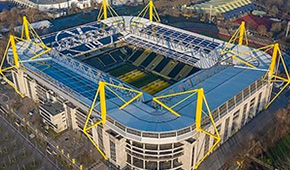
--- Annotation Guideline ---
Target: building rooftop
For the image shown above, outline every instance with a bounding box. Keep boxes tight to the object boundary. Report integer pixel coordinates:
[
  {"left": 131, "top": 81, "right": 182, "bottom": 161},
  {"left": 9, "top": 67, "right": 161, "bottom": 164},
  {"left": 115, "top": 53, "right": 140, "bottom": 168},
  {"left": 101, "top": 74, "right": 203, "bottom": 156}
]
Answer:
[
  {"left": 29, "top": 0, "right": 69, "bottom": 5},
  {"left": 9, "top": 17, "right": 271, "bottom": 133},
  {"left": 106, "top": 66, "right": 265, "bottom": 132},
  {"left": 24, "top": 54, "right": 265, "bottom": 131},
  {"left": 41, "top": 102, "right": 64, "bottom": 116}
]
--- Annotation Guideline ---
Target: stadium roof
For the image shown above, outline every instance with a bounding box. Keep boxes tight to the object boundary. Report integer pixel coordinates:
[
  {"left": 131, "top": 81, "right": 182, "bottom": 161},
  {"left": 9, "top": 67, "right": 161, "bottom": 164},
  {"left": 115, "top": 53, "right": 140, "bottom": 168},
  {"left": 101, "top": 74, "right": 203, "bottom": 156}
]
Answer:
[
  {"left": 107, "top": 66, "right": 265, "bottom": 132},
  {"left": 9, "top": 17, "right": 271, "bottom": 132},
  {"left": 16, "top": 44, "right": 266, "bottom": 132}
]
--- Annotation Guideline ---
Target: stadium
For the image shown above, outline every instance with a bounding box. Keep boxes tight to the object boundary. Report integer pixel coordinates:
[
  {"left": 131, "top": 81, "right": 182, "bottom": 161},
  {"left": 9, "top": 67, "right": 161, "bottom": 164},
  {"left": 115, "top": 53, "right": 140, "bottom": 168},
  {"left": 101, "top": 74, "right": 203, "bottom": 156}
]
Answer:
[{"left": 0, "top": 0, "right": 289, "bottom": 170}]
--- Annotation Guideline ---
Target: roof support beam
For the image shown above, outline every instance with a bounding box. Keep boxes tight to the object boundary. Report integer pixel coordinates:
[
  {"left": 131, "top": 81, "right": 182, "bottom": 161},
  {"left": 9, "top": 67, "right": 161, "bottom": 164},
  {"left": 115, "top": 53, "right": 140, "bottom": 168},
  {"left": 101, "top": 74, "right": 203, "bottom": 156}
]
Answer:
[{"left": 83, "top": 81, "right": 143, "bottom": 160}]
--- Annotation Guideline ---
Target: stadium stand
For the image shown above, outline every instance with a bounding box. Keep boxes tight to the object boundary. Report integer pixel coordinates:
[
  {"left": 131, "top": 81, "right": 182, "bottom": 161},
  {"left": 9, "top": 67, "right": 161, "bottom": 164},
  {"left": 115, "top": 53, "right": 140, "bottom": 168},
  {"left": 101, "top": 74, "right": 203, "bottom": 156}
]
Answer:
[
  {"left": 82, "top": 48, "right": 127, "bottom": 71},
  {"left": 222, "top": 3, "right": 256, "bottom": 20},
  {"left": 128, "top": 48, "right": 146, "bottom": 63},
  {"left": 139, "top": 52, "right": 157, "bottom": 68}
]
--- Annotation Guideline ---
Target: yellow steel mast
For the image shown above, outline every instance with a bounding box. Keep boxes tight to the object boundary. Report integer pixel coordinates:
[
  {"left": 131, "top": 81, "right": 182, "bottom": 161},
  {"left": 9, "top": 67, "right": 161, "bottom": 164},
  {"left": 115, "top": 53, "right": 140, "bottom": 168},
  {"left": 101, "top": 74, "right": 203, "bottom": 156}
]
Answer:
[
  {"left": 131, "top": 0, "right": 160, "bottom": 25},
  {"left": 22, "top": 16, "right": 30, "bottom": 40},
  {"left": 264, "top": 43, "right": 290, "bottom": 108},
  {"left": 0, "top": 16, "right": 51, "bottom": 98},
  {"left": 222, "top": 22, "right": 290, "bottom": 108},
  {"left": 97, "top": 0, "right": 123, "bottom": 23},
  {"left": 221, "top": 21, "right": 248, "bottom": 55},
  {"left": 153, "top": 88, "right": 220, "bottom": 169},
  {"left": 83, "top": 81, "right": 142, "bottom": 159}
]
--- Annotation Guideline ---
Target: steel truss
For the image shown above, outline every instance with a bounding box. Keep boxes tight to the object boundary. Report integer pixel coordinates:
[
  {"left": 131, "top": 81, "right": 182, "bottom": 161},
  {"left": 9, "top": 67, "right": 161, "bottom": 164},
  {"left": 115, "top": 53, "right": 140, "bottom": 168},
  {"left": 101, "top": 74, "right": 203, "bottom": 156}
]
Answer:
[
  {"left": 97, "top": 0, "right": 124, "bottom": 24},
  {"left": 222, "top": 22, "right": 290, "bottom": 109},
  {"left": 130, "top": 0, "right": 161, "bottom": 25},
  {"left": 153, "top": 88, "right": 220, "bottom": 169},
  {"left": 53, "top": 53, "right": 137, "bottom": 97},
  {"left": 83, "top": 81, "right": 143, "bottom": 159},
  {"left": 83, "top": 80, "right": 220, "bottom": 169},
  {"left": 0, "top": 16, "right": 51, "bottom": 98},
  {"left": 54, "top": 25, "right": 121, "bottom": 57},
  {"left": 128, "top": 23, "right": 220, "bottom": 68},
  {"left": 221, "top": 21, "right": 248, "bottom": 55}
]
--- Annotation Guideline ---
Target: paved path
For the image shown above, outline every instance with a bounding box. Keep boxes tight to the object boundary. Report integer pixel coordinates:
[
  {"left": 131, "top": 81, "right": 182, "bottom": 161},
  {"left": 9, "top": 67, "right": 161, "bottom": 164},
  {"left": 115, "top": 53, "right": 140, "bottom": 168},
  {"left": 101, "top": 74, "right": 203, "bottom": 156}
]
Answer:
[{"left": 0, "top": 108, "right": 63, "bottom": 170}]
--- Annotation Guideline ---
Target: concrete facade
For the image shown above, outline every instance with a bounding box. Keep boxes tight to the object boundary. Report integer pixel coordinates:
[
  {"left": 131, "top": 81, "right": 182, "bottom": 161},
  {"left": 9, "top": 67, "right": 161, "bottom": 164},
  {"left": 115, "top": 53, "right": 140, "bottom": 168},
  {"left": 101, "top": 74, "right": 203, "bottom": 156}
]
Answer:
[
  {"left": 5, "top": 0, "right": 91, "bottom": 10},
  {"left": 11, "top": 66, "right": 272, "bottom": 169}
]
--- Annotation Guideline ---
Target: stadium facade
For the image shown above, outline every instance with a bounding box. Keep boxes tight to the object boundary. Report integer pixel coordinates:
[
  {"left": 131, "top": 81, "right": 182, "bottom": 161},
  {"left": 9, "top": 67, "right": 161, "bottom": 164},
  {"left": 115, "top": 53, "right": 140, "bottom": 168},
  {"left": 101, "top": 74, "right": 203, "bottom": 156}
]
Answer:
[{"left": 1, "top": 2, "right": 286, "bottom": 170}]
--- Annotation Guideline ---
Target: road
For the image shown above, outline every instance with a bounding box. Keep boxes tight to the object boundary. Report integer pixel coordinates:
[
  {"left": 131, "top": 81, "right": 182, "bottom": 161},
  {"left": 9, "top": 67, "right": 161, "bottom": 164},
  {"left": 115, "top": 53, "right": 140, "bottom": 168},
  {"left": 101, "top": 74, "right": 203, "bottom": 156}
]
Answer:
[{"left": 0, "top": 106, "right": 63, "bottom": 170}]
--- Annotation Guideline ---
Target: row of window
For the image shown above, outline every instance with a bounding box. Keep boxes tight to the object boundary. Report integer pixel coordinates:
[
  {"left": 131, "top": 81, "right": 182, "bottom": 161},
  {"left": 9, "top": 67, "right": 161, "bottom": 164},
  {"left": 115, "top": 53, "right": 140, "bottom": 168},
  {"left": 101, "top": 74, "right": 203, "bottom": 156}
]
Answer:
[{"left": 195, "top": 90, "right": 264, "bottom": 169}]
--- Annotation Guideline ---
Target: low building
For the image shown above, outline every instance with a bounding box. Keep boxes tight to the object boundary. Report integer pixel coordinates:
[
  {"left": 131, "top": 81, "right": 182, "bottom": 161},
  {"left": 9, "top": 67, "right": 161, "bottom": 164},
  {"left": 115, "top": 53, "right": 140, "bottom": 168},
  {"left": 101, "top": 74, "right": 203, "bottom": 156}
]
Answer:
[
  {"left": 6, "top": 0, "right": 91, "bottom": 10},
  {"left": 40, "top": 101, "right": 67, "bottom": 133},
  {"left": 184, "top": 0, "right": 256, "bottom": 20}
]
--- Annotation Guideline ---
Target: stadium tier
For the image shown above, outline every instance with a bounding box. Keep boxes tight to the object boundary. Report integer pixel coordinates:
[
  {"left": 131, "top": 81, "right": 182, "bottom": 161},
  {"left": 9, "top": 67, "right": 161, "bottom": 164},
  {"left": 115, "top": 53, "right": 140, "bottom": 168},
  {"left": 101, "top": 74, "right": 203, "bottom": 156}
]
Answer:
[
  {"left": 185, "top": 0, "right": 256, "bottom": 20},
  {"left": 5, "top": 16, "right": 275, "bottom": 170}
]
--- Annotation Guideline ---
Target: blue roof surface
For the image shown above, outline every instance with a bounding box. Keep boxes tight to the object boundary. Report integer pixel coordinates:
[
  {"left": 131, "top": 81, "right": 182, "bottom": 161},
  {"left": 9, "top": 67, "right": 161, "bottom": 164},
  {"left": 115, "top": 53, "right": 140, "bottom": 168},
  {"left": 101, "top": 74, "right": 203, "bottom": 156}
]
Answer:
[
  {"left": 106, "top": 66, "right": 265, "bottom": 132},
  {"left": 23, "top": 56, "right": 265, "bottom": 132}
]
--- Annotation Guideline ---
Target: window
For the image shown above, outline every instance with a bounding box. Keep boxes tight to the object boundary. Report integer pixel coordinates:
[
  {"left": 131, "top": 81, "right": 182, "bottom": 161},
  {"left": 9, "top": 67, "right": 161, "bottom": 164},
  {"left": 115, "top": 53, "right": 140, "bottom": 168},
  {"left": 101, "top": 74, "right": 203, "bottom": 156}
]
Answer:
[
  {"left": 243, "top": 87, "right": 250, "bottom": 98},
  {"left": 219, "top": 103, "right": 227, "bottom": 116},
  {"left": 177, "top": 127, "right": 190, "bottom": 136},
  {"left": 97, "top": 126, "right": 104, "bottom": 150},
  {"left": 110, "top": 140, "right": 116, "bottom": 162},
  {"left": 127, "top": 154, "right": 131, "bottom": 164},
  {"left": 160, "top": 132, "right": 176, "bottom": 138},
  {"left": 236, "top": 92, "right": 243, "bottom": 104},
  {"left": 145, "top": 144, "right": 158, "bottom": 150},
  {"left": 228, "top": 97, "right": 235, "bottom": 111},
  {"left": 241, "top": 104, "right": 248, "bottom": 126},
  {"left": 233, "top": 110, "right": 240, "bottom": 121},
  {"left": 256, "top": 92, "right": 262, "bottom": 113},
  {"left": 223, "top": 117, "right": 230, "bottom": 141},
  {"left": 160, "top": 144, "right": 172, "bottom": 150},
  {"left": 203, "top": 135, "right": 210, "bottom": 155},
  {"left": 248, "top": 98, "right": 256, "bottom": 119},
  {"left": 231, "top": 110, "right": 240, "bottom": 132},
  {"left": 132, "top": 141, "right": 143, "bottom": 148},
  {"left": 212, "top": 109, "right": 219, "bottom": 121},
  {"left": 115, "top": 121, "right": 125, "bottom": 131},
  {"left": 250, "top": 82, "right": 256, "bottom": 93},
  {"left": 143, "top": 132, "right": 158, "bottom": 138},
  {"left": 127, "top": 128, "right": 141, "bottom": 136},
  {"left": 257, "top": 79, "right": 263, "bottom": 89},
  {"left": 191, "top": 146, "right": 195, "bottom": 167}
]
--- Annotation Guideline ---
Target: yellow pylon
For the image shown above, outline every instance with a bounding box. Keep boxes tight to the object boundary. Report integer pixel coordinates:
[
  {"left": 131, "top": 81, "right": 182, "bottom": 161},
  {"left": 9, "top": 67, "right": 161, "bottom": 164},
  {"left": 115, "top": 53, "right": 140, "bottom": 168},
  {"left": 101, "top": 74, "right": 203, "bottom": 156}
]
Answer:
[
  {"left": 153, "top": 88, "right": 220, "bottom": 169},
  {"left": 131, "top": 0, "right": 161, "bottom": 25},
  {"left": 97, "top": 0, "right": 123, "bottom": 23},
  {"left": 0, "top": 16, "right": 51, "bottom": 98},
  {"left": 83, "top": 81, "right": 143, "bottom": 160},
  {"left": 221, "top": 21, "right": 248, "bottom": 55},
  {"left": 264, "top": 43, "right": 290, "bottom": 109}
]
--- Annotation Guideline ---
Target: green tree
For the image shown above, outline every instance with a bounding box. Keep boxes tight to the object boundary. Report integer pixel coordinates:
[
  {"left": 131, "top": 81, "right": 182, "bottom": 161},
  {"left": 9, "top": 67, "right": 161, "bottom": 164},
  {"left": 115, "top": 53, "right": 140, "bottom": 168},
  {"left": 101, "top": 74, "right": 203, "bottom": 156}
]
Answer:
[
  {"left": 257, "top": 25, "right": 267, "bottom": 36},
  {"left": 269, "top": 5, "right": 279, "bottom": 17},
  {"left": 270, "top": 22, "right": 282, "bottom": 33}
]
